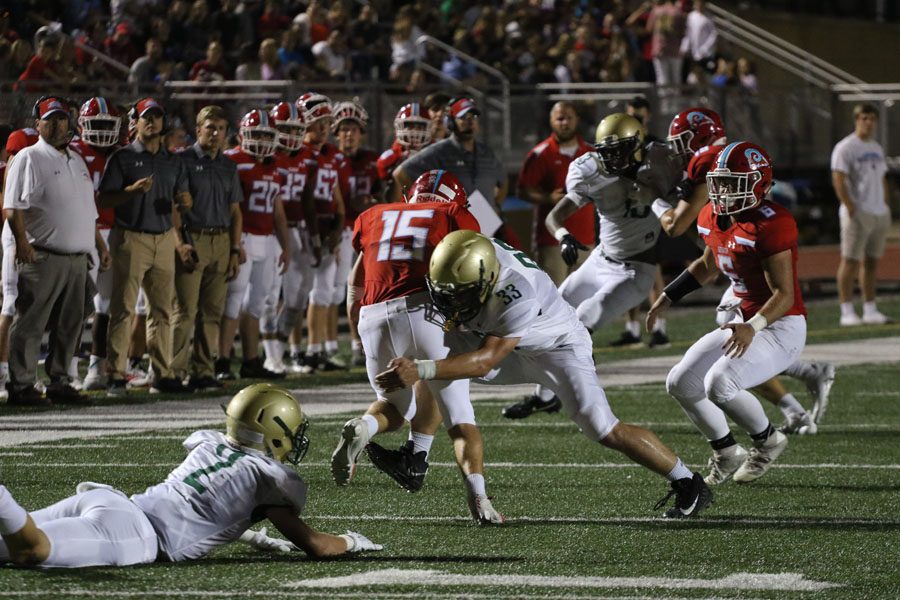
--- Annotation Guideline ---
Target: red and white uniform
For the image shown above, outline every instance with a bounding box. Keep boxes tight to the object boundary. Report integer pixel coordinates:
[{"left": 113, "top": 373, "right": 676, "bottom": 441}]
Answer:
[
  {"left": 376, "top": 141, "right": 409, "bottom": 182},
  {"left": 518, "top": 135, "right": 595, "bottom": 248},
  {"left": 666, "top": 201, "right": 807, "bottom": 442},
  {"left": 1, "top": 128, "right": 39, "bottom": 317},
  {"left": 687, "top": 143, "right": 724, "bottom": 186},
  {"left": 353, "top": 201, "right": 479, "bottom": 425},
  {"left": 224, "top": 147, "right": 284, "bottom": 320}
]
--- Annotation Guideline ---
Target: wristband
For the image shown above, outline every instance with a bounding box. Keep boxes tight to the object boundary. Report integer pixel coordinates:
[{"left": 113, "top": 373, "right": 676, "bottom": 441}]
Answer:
[
  {"left": 339, "top": 533, "right": 356, "bottom": 552},
  {"left": 230, "top": 247, "right": 240, "bottom": 256},
  {"left": 651, "top": 198, "right": 674, "bottom": 218},
  {"left": 414, "top": 359, "right": 437, "bottom": 380},
  {"left": 663, "top": 269, "right": 702, "bottom": 303},
  {"left": 746, "top": 313, "right": 768, "bottom": 333},
  {"left": 553, "top": 227, "right": 571, "bottom": 242}
]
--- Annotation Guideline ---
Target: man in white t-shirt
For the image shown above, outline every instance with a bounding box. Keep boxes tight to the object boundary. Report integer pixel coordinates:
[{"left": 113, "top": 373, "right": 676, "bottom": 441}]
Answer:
[{"left": 831, "top": 103, "right": 892, "bottom": 326}]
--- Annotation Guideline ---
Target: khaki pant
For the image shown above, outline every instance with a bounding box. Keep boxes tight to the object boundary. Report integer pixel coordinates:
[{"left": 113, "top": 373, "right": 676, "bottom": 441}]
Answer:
[
  {"left": 840, "top": 210, "right": 890, "bottom": 261},
  {"left": 107, "top": 228, "right": 176, "bottom": 381},
  {"left": 172, "top": 231, "right": 230, "bottom": 378},
  {"left": 8, "top": 252, "right": 88, "bottom": 393},
  {"left": 537, "top": 243, "right": 594, "bottom": 287}
]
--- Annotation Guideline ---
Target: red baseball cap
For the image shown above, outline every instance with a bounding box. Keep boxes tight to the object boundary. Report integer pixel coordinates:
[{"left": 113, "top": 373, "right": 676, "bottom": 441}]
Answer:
[
  {"left": 114, "top": 22, "right": 131, "bottom": 36},
  {"left": 449, "top": 98, "right": 480, "bottom": 119},
  {"left": 36, "top": 97, "right": 69, "bottom": 120},
  {"left": 135, "top": 98, "right": 165, "bottom": 118}
]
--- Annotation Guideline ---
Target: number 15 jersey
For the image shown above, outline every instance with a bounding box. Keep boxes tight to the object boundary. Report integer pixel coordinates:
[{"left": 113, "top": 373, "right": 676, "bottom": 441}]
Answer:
[{"left": 352, "top": 201, "right": 480, "bottom": 306}]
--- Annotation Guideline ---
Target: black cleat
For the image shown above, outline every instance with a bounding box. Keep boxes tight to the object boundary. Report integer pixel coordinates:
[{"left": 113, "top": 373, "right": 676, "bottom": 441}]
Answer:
[
  {"left": 240, "top": 357, "right": 286, "bottom": 379},
  {"left": 316, "top": 352, "right": 347, "bottom": 372},
  {"left": 501, "top": 395, "right": 562, "bottom": 419},
  {"left": 610, "top": 331, "right": 643, "bottom": 347},
  {"left": 655, "top": 472, "right": 713, "bottom": 519},
  {"left": 648, "top": 330, "right": 671, "bottom": 349},
  {"left": 365, "top": 440, "right": 428, "bottom": 492},
  {"left": 215, "top": 357, "right": 236, "bottom": 381}
]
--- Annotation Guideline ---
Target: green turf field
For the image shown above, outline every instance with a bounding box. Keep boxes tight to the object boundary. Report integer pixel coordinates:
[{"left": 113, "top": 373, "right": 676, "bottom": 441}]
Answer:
[{"left": 1, "top": 356, "right": 898, "bottom": 598}]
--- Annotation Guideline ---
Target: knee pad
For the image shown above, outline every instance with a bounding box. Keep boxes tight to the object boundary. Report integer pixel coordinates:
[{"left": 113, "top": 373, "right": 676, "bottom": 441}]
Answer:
[
  {"left": 666, "top": 363, "right": 705, "bottom": 404},
  {"left": 704, "top": 369, "right": 738, "bottom": 405}
]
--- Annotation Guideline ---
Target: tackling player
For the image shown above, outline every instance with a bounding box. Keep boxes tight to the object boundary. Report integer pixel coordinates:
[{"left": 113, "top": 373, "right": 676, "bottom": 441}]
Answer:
[
  {"left": 648, "top": 142, "right": 804, "bottom": 484},
  {"left": 377, "top": 230, "right": 713, "bottom": 520},
  {"left": 0, "top": 384, "right": 382, "bottom": 567}
]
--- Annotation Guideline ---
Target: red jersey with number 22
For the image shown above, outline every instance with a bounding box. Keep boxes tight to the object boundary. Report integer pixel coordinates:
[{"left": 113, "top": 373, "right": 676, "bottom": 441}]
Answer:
[
  {"left": 275, "top": 147, "right": 316, "bottom": 223},
  {"left": 225, "top": 147, "right": 285, "bottom": 236},
  {"left": 353, "top": 201, "right": 480, "bottom": 306},
  {"left": 697, "top": 201, "right": 806, "bottom": 320}
]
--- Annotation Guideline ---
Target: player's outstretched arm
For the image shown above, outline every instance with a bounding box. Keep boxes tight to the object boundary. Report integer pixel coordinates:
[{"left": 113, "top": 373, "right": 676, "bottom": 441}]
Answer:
[
  {"left": 646, "top": 247, "right": 719, "bottom": 332},
  {"left": 657, "top": 182, "right": 709, "bottom": 238},
  {"left": 265, "top": 506, "right": 382, "bottom": 558},
  {"left": 544, "top": 195, "right": 580, "bottom": 237}
]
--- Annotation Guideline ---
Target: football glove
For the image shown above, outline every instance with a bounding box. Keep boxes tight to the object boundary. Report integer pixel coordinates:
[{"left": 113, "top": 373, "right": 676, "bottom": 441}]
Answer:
[
  {"left": 559, "top": 233, "right": 588, "bottom": 267},
  {"left": 238, "top": 527, "right": 296, "bottom": 553},
  {"left": 339, "top": 530, "right": 383, "bottom": 553},
  {"left": 673, "top": 178, "right": 694, "bottom": 201}
]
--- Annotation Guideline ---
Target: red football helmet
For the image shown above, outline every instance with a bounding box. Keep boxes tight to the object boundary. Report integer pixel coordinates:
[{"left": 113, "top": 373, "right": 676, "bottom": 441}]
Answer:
[
  {"left": 405, "top": 170, "right": 467, "bottom": 207},
  {"left": 269, "top": 101, "right": 306, "bottom": 152},
  {"left": 239, "top": 109, "right": 277, "bottom": 158},
  {"left": 78, "top": 97, "right": 121, "bottom": 148},
  {"left": 667, "top": 107, "right": 725, "bottom": 158},
  {"left": 707, "top": 141, "right": 773, "bottom": 215},
  {"left": 296, "top": 92, "right": 333, "bottom": 125},
  {"left": 331, "top": 100, "right": 369, "bottom": 133},
  {"left": 394, "top": 103, "right": 431, "bottom": 151}
]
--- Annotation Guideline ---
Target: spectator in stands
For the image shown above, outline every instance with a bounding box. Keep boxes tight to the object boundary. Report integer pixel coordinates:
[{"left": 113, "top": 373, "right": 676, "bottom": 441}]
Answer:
[
  {"left": 349, "top": 4, "right": 384, "bottom": 81},
  {"left": 277, "top": 28, "right": 308, "bottom": 71},
  {"left": 293, "top": 0, "right": 329, "bottom": 45},
  {"left": 602, "top": 31, "right": 633, "bottom": 82},
  {"left": 389, "top": 11, "right": 424, "bottom": 89},
  {"left": 737, "top": 57, "right": 758, "bottom": 93},
  {"left": 190, "top": 41, "right": 230, "bottom": 82},
  {"left": 104, "top": 22, "right": 141, "bottom": 68},
  {"left": 98, "top": 98, "right": 193, "bottom": 396},
  {"left": 518, "top": 101, "right": 594, "bottom": 285},
  {"left": 210, "top": 0, "right": 252, "bottom": 62},
  {"left": 128, "top": 38, "right": 163, "bottom": 86},
  {"left": 681, "top": 0, "right": 717, "bottom": 84},
  {"left": 424, "top": 92, "right": 451, "bottom": 142},
  {"left": 312, "top": 30, "right": 349, "bottom": 80},
  {"left": 257, "top": 0, "right": 290, "bottom": 41},
  {"left": 2, "top": 97, "right": 96, "bottom": 406},
  {"left": 16, "top": 35, "right": 63, "bottom": 92},
  {"left": 258, "top": 38, "right": 285, "bottom": 80},
  {"left": 234, "top": 42, "right": 262, "bottom": 81},
  {"left": 181, "top": 0, "right": 212, "bottom": 65},
  {"left": 832, "top": 103, "right": 893, "bottom": 326},
  {"left": 646, "top": 0, "right": 685, "bottom": 112}
]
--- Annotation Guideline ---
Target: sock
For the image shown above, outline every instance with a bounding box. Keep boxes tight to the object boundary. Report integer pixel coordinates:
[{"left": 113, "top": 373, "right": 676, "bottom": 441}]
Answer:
[
  {"left": 409, "top": 431, "right": 434, "bottom": 457},
  {"left": 709, "top": 432, "right": 737, "bottom": 451},
  {"left": 305, "top": 343, "right": 322, "bottom": 356},
  {"left": 351, "top": 339, "right": 363, "bottom": 351},
  {"left": 750, "top": 423, "right": 775, "bottom": 444},
  {"left": 0, "top": 362, "right": 8, "bottom": 377},
  {"left": 68, "top": 357, "right": 80, "bottom": 379},
  {"left": 465, "top": 473, "right": 486, "bottom": 497},
  {"left": 87, "top": 355, "right": 103, "bottom": 374},
  {"left": 840, "top": 302, "right": 856, "bottom": 317},
  {"left": 324, "top": 340, "right": 339, "bottom": 354},
  {"left": 535, "top": 385, "right": 555, "bottom": 402},
  {"left": 863, "top": 301, "right": 878, "bottom": 316},
  {"left": 0, "top": 486, "right": 28, "bottom": 535},
  {"left": 290, "top": 343, "right": 302, "bottom": 356},
  {"left": 261, "top": 340, "right": 278, "bottom": 362},
  {"left": 625, "top": 320, "right": 640, "bottom": 337},
  {"left": 777, "top": 393, "right": 805, "bottom": 418},
  {"left": 361, "top": 414, "right": 379, "bottom": 438},
  {"left": 666, "top": 458, "right": 693, "bottom": 482},
  {"left": 652, "top": 317, "right": 667, "bottom": 334}
]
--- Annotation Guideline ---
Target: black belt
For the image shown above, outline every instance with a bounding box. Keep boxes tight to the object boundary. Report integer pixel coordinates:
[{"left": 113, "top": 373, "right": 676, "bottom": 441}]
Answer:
[
  {"left": 122, "top": 227, "right": 170, "bottom": 235},
  {"left": 190, "top": 227, "right": 228, "bottom": 235},
  {"left": 32, "top": 245, "right": 88, "bottom": 257}
]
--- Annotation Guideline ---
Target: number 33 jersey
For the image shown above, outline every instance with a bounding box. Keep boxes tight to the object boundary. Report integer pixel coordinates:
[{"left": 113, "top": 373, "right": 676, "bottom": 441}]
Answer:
[
  {"left": 565, "top": 143, "right": 681, "bottom": 260},
  {"left": 353, "top": 201, "right": 480, "bottom": 306},
  {"left": 131, "top": 430, "right": 307, "bottom": 562},
  {"left": 697, "top": 201, "right": 806, "bottom": 320},
  {"left": 463, "top": 239, "right": 584, "bottom": 354}
]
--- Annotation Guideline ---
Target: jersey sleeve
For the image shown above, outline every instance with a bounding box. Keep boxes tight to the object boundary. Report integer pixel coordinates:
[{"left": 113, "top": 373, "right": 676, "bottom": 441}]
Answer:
[
  {"left": 351, "top": 211, "right": 366, "bottom": 253},
  {"left": 255, "top": 463, "right": 308, "bottom": 514},
  {"left": 564, "top": 157, "right": 594, "bottom": 208},
  {"left": 450, "top": 204, "right": 481, "bottom": 233},
  {"left": 757, "top": 210, "right": 798, "bottom": 257},
  {"left": 687, "top": 150, "right": 715, "bottom": 184},
  {"left": 830, "top": 141, "right": 850, "bottom": 173}
]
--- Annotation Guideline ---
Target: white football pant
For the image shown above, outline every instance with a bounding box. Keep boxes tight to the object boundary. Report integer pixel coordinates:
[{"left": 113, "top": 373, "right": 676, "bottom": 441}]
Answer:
[
  {"left": 330, "top": 227, "right": 354, "bottom": 305},
  {"left": 225, "top": 233, "right": 277, "bottom": 320}
]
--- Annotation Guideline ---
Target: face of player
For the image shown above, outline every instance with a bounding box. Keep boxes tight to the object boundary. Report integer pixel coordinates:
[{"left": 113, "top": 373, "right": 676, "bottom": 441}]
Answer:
[
  {"left": 37, "top": 113, "right": 70, "bottom": 149},
  {"left": 196, "top": 117, "right": 228, "bottom": 154},
  {"left": 550, "top": 104, "right": 578, "bottom": 143},
  {"left": 855, "top": 112, "right": 877, "bottom": 140},
  {"left": 304, "top": 117, "right": 332, "bottom": 145},
  {"left": 336, "top": 121, "right": 362, "bottom": 154}
]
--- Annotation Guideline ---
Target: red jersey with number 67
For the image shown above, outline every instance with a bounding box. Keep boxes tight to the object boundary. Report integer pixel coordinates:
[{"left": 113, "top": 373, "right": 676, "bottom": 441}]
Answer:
[
  {"left": 225, "top": 146, "right": 285, "bottom": 236},
  {"left": 353, "top": 201, "right": 480, "bottom": 306},
  {"left": 697, "top": 201, "right": 805, "bottom": 320},
  {"left": 70, "top": 138, "right": 115, "bottom": 228},
  {"left": 306, "top": 142, "right": 352, "bottom": 218}
]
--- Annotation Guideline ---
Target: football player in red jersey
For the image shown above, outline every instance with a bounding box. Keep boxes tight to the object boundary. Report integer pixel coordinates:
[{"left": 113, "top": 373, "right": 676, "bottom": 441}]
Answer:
[
  {"left": 259, "top": 100, "right": 317, "bottom": 375},
  {"left": 655, "top": 108, "right": 834, "bottom": 436},
  {"left": 296, "top": 92, "right": 351, "bottom": 372},
  {"left": 0, "top": 128, "right": 40, "bottom": 399},
  {"left": 648, "top": 142, "right": 806, "bottom": 485},
  {"left": 329, "top": 170, "right": 495, "bottom": 514},
  {"left": 332, "top": 100, "right": 381, "bottom": 367},
  {"left": 70, "top": 97, "right": 120, "bottom": 391},
  {"left": 217, "top": 109, "right": 290, "bottom": 381},
  {"left": 377, "top": 103, "right": 432, "bottom": 202}
]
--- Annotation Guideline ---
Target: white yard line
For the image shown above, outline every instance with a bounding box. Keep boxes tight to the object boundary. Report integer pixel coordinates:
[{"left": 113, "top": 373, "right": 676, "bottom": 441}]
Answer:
[
  {"left": 0, "top": 593, "right": 765, "bottom": 600},
  {"left": 306, "top": 515, "right": 898, "bottom": 527}
]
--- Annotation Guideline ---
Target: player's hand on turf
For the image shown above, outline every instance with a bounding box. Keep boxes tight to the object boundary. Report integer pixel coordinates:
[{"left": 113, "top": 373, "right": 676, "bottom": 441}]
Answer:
[
  {"left": 720, "top": 322, "right": 754, "bottom": 358},
  {"left": 645, "top": 294, "right": 672, "bottom": 333},
  {"left": 559, "top": 233, "right": 588, "bottom": 267},
  {"left": 375, "top": 357, "right": 417, "bottom": 392},
  {"left": 339, "top": 530, "right": 383, "bottom": 553},
  {"left": 238, "top": 527, "right": 296, "bottom": 553}
]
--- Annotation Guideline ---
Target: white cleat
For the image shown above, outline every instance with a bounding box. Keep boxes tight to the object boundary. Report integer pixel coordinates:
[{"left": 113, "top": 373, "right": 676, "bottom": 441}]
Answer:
[
  {"left": 734, "top": 431, "right": 788, "bottom": 483},
  {"left": 806, "top": 362, "right": 836, "bottom": 425},
  {"left": 467, "top": 492, "right": 506, "bottom": 525},
  {"left": 704, "top": 445, "right": 748, "bottom": 486},
  {"left": 862, "top": 310, "right": 893, "bottom": 325},
  {"left": 0, "top": 371, "right": 8, "bottom": 401},
  {"left": 82, "top": 371, "right": 107, "bottom": 391},
  {"left": 331, "top": 418, "right": 371, "bottom": 486},
  {"left": 839, "top": 313, "right": 862, "bottom": 327},
  {"left": 263, "top": 357, "right": 287, "bottom": 375},
  {"left": 779, "top": 412, "right": 818, "bottom": 435}
]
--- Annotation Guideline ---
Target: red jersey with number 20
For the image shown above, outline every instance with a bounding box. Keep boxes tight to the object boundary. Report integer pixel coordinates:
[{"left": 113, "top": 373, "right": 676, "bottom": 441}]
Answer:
[
  {"left": 225, "top": 146, "right": 285, "bottom": 236},
  {"left": 353, "top": 201, "right": 480, "bottom": 306},
  {"left": 697, "top": 201, "right": 806, "bottom": 320}
]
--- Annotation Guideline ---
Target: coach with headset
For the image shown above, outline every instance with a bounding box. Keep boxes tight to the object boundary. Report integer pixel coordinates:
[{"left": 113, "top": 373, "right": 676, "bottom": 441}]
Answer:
[
  {"left": 2, "top": 97, "right": 97, "bottom": 406},
  {"left": 393, "top": 97, "right": 510, "bottom": 237},
  {"left": 98, "top": 97, "right": 193, "bottom": 396}
]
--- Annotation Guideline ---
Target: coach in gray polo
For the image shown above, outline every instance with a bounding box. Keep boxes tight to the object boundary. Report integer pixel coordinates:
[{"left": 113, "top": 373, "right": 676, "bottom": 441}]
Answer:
[
  {"left": 2, "top": 97, "right": 97, "bottom": 406},
  {"left": 172, "top": 105, "right": 243, "bottom": 390}
]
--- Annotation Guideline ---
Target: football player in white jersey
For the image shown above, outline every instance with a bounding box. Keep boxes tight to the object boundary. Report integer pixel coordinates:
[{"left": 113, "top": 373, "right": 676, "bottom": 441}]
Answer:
[
  {"left": 376, "top": 230, "right": 713, "bottom": 520},
  {"left": 0, "top": 384, "right": 382, "bottom": 567},
  {"left": 503, "top": 113, "right": 683, "bottom": 419}
]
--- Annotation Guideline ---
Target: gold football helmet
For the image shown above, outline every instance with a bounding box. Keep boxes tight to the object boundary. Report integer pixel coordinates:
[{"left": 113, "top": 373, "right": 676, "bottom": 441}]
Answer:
[
  {"left": 426, "top": 230, "right": 500, "bottom": 327},
  {"left": 594, "top": 113, "right": 645, "bottom": 175},
  {"left": 224, "top": 383, "right": 310, "bottom": 465}
]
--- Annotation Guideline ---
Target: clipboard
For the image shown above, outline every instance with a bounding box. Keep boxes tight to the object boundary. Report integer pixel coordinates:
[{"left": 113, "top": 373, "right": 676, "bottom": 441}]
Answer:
[{"left": 466, "top": 190, "right": 503, "bottom": 236}]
